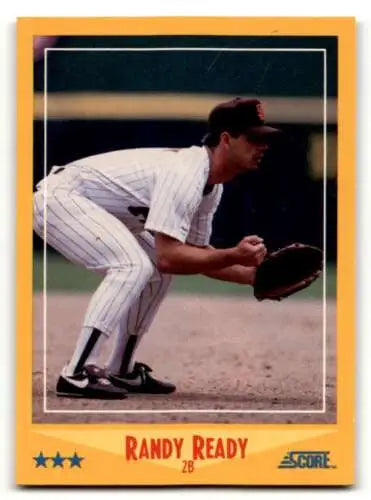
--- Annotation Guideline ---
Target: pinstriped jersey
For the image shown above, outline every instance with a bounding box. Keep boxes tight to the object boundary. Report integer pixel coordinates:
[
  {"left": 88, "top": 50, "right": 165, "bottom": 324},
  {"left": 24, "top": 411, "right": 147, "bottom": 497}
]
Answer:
[{"left": 52, "top": 146, "right": 223, "bottom": 246}]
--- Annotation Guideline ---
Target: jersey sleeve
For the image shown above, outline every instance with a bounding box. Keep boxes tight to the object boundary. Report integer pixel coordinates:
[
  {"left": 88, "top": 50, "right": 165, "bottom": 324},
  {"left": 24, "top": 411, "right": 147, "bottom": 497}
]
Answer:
[
  {"left": 186, "top": 184, "right": 223, "bottom": 247},
  {"left": 144, "top": 162, "right": 207, "bottom": 243}
]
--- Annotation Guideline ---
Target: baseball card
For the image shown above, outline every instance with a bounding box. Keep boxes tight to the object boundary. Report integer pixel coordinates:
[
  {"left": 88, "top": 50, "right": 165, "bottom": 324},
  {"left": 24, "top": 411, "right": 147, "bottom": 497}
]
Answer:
[{"left": 16, "top": 17, "right": 356, "bottom": 485}]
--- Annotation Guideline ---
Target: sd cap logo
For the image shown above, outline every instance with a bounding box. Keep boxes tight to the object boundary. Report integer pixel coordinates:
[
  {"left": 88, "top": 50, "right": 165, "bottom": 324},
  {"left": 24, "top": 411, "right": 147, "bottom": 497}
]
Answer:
[{"left": 256, "top": 102, "right": 265, "bottom": 121}]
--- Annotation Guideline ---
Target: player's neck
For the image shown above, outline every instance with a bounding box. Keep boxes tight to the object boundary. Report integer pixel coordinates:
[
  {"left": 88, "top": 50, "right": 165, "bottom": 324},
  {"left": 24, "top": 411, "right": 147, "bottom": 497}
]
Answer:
[
  {"left": 206, "top": 146, "right": 231, "bottom": 184},
  {"left": 206, "top": 146, "right": 220, "bottom": 184}
]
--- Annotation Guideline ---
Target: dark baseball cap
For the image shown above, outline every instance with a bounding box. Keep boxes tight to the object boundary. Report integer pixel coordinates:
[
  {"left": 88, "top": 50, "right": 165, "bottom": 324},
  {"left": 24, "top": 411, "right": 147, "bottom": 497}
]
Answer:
[{"left": 202, "top": 97, "right": 280, "bottom": 144}]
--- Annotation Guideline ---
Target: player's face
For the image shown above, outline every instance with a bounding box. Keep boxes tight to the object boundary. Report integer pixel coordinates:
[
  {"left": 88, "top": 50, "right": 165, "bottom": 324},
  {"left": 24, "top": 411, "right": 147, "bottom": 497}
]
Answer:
[
  {"left": 218, "top": 133, "right": 269, "bottom": 181},
  {"left": 230, "top": 134, "right": 269, "bottom": 172}
]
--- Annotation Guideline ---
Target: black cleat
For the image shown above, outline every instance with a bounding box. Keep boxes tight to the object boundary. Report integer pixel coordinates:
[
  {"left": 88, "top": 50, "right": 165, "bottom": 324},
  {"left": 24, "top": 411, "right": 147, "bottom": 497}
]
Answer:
[
  {"left": 108, "top": 362, "right": 176, "bottom": 394},
  {"left": 56, "top": 364, "right": 128, "bottom": 399}
]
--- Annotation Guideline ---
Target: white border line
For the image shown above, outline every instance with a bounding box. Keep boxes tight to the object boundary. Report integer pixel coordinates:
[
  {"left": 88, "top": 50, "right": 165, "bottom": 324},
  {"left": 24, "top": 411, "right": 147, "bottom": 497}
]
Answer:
[
  {"left": 42, "top": 47, "right": 328, "bottom": 414},
  {"left": 44, "top": 409, "right": 326, "bottom": 414},
  {"left": 48, "top": 47, "right": 326, "bottom": 52},
  {"left": 322, "top": 50, "right": 327, "bottom": 412},
  {"left": 43, "top": 50, "right": 48, "bottom": 414}
]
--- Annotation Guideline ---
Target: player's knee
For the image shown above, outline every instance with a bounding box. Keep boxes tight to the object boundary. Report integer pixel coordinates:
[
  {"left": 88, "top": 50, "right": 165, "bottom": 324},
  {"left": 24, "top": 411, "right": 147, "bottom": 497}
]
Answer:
[
  {"left": 127, "top": 252, "right": 154, "bottom": 284},
  {"left": 108, "top": 256, "right": 153, "bottom": 290},
  {"left": 138, "top": 254, "right": 154, "bottom": 281}
]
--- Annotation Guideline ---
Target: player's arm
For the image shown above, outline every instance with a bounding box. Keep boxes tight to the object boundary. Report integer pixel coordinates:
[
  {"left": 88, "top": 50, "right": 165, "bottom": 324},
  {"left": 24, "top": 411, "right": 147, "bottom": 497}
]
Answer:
[
  {"left": 192, "top": 243, "right": 257, "bottom": 285},
  {"left": 203, "top": 263, "right": 257, "bottom": 285},
  {"left": 154, "top": 233, "right": 266, "bottom": 275}
]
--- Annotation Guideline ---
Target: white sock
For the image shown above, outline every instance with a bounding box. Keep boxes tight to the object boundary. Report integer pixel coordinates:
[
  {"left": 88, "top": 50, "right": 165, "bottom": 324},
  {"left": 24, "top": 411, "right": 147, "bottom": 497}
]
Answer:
[{"left": 65, "top": 327, "right": 107, "bottom": 376}]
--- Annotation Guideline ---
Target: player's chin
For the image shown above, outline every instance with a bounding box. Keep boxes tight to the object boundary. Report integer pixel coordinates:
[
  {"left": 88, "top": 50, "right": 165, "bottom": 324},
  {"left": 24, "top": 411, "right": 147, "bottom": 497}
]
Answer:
[{"left": 244, "top": 161, "right": 259, "bottom": 171}]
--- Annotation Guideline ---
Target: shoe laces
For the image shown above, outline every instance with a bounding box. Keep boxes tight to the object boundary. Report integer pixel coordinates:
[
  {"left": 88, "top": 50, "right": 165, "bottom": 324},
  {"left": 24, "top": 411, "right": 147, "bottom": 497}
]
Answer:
[
  {"left": 84, "top": 364, "right": 112, "bottom": 385},
  {"left": 134, "top": 362, "right": 152, "bottom": 373},
  {"left": 132, "top": 362, "right": 153, "bottom": 383}
]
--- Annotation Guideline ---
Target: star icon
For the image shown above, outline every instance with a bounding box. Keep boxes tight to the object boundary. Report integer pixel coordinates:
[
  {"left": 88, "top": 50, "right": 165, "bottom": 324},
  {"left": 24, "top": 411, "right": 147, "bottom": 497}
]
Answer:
[
  {"left": 51, "top": 451, "right": 65, "bottom": 468},
  {"left": 68, "top": 452, "right": 84, "bottom": 468},
  {"left": 33, "top": 451, "right": 48, "bottom": 468}
]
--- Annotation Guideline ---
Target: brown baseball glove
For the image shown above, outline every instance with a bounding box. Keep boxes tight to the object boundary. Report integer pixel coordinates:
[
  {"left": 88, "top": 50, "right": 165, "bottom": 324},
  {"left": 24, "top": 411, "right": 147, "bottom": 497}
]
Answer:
[{"left": 253, "top": 243, "right": 323, "bottom": 301}]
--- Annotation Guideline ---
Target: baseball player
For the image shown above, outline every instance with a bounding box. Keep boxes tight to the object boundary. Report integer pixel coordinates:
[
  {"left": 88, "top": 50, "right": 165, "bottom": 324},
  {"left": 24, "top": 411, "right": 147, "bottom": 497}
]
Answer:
[{"left": 33, "top": 97, "right": 280, "bottom": 399}]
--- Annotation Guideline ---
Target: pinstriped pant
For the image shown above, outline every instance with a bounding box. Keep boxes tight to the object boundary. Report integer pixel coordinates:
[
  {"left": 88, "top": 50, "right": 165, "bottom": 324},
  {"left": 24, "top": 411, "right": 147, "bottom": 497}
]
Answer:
[
  {"left": 33, "top": 188, "right": 172, "bottom": 348},
  {"left": 106, "top": 232, "right": 172, "bottom": 373}
]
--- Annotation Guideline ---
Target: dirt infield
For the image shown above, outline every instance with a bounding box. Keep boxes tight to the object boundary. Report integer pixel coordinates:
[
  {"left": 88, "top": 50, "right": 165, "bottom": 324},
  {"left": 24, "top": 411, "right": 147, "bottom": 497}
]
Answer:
[{"left": 33, "top": 293, "right": 336, "bottom": 423}]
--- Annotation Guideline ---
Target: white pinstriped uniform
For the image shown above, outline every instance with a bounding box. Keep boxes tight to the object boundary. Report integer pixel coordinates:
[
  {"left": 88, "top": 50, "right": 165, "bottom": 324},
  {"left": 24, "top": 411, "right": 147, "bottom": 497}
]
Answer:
[{"left": 33, "top": 146, "right": 223, "bottom": 373}]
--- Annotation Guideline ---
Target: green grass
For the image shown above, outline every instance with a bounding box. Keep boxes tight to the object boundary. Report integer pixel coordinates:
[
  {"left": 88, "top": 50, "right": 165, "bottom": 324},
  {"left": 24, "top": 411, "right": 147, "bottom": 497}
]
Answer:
[{"left": 33, "top": 254, "right": 335, "bottom": 299}]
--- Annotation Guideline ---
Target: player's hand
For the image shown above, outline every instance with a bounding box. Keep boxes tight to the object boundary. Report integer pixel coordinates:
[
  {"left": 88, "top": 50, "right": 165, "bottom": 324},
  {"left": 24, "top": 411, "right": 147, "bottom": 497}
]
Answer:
[{"left": 233, "top": 235, "right": 267, "bottom": 267}]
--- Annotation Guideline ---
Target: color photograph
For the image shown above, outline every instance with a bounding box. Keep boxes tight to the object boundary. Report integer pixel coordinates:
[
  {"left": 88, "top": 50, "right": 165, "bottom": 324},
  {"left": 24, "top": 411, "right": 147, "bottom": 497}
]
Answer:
[{"left": 32, "top": 34, "right": 336, "bottom": 423}]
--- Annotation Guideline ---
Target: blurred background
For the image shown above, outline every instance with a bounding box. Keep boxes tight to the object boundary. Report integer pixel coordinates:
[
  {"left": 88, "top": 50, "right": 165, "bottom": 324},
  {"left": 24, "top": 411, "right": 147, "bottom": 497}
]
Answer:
[{"left": 33, "top": 35, "right": 337, "bottom": 297}]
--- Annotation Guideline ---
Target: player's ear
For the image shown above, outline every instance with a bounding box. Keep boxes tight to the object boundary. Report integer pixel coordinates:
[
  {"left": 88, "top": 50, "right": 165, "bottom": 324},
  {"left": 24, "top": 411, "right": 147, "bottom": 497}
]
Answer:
[{"left": 219, "top": 131, "right": 232, "bottom": 148}]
